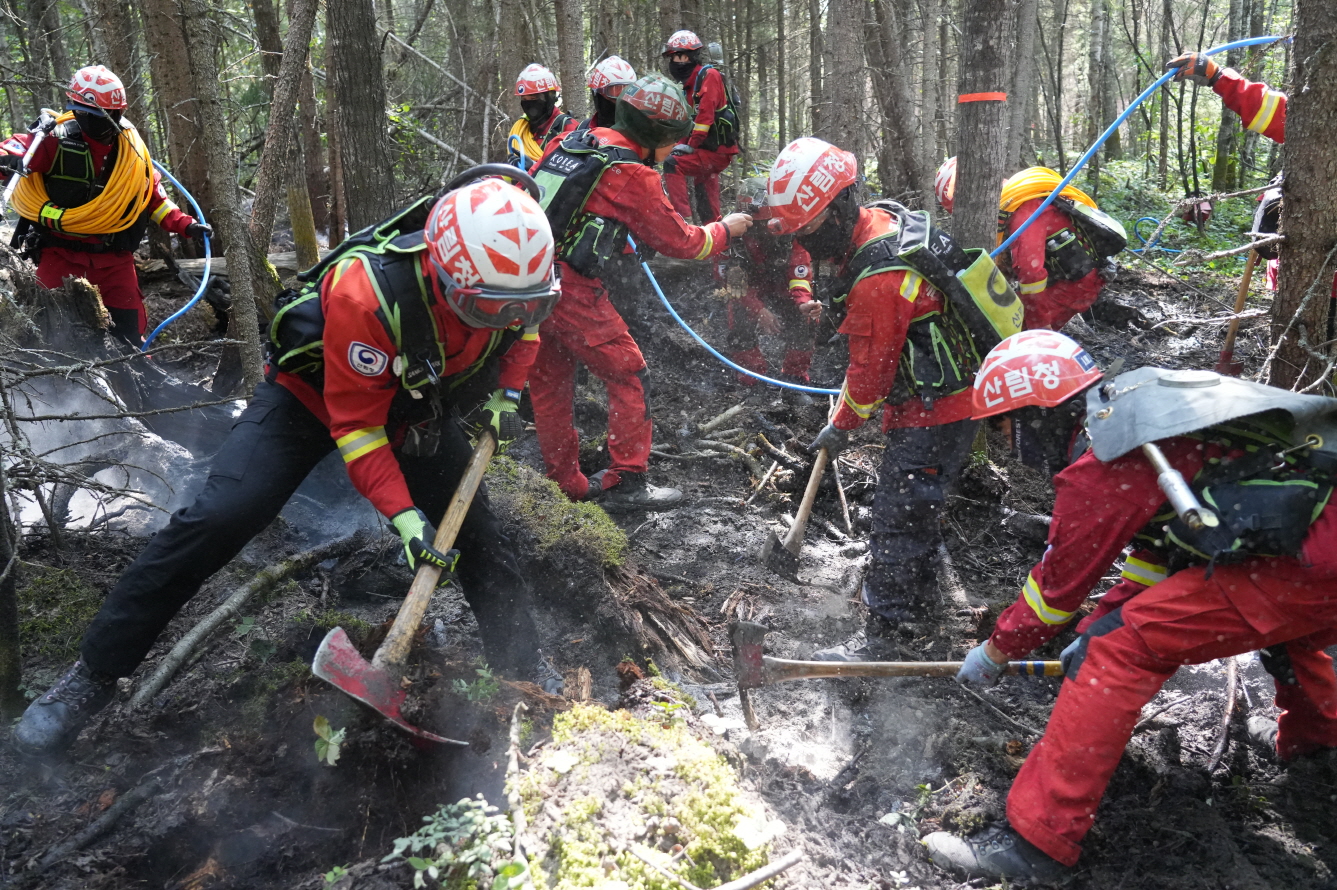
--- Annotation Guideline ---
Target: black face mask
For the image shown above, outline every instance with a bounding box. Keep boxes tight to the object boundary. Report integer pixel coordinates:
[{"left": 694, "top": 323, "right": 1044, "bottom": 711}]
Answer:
[
  {"left": 669, "top": 60, "right": 696, "bottom": 82},
  {"left": 520, "top": 94, "right": 556, "bottom": 125},
  {"left": 1010, "top": 399, "right": 1087, "bottom": 474},
  {"left": 73, "top": 109, "right": 120, "bottom": 144},
  {"left": 592, "top": 94, "right": 618, "bottom": 128}
]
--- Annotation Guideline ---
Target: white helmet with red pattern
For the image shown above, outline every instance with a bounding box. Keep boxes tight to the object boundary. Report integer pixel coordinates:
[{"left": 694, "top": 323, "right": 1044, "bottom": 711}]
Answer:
[
  {"left": 662, "top": 30, "right": 704, "bottom": 55},
  {"left": 971, "top": 331, "right": 1102, "bottom": 420},
  {"left": 934, "top": 156, "right": 957, "bottom": 214},
  {"left": 425, "top": 179, "right": 560, "bottom": 329},
  {"left": 514, "top": 63, "right": 560, "bottom": 97},
  {"left": 587, "top": 55, "right": 637, "bottom": 98},
  {"left": 764, "top": 137, "right": 859, "bottom": 235},
  {"left": 66, "top": 65, "right": 127, "bottom": 113}
]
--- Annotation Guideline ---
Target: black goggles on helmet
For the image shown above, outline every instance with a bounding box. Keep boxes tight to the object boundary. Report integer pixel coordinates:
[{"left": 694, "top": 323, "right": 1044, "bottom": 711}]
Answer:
[
  {"left": 596, "top": 82, "right": 630, "bottom": 100},
  {"left": 440, "top": 271, "right": 562, "bottom": 330}
]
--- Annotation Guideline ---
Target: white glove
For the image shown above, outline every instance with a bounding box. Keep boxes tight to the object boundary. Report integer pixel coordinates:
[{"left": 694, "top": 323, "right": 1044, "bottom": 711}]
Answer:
[{"left": 957, "top": 643, "right": 1008, "bottom": 687}]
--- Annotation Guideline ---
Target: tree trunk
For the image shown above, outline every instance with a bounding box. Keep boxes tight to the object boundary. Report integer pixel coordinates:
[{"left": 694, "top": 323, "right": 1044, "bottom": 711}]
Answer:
[
  {"left": 0, "top": 464, "right": 19, "bottom": 718},
  {"left": 24, "top": 0, "right": 55, "bottom": 110},
  {"left": 1270, "top": 0, "right": 1337, "bottom": 390},
  {"left": 808, "top": 0, "right": 823, "bottom": 137},
  {"left": 553, "top": 0, "right": 586, "bottom": 120},
  {"left": 297, "top": 50, "right": 330, "bottom": 234},
  {"left": 1007, "top": 0, "right": 1039, "bottom": 170},
  {"left": 920, "top": 0, "right": 940, "bottom": 190},
  {"left": 324, "top": 34, "right": 347, "bottom": 245},
  {"left": 777, "top": 0, "right": 787, "bottom": 147},
  {"left": 141, "top": 0, "right": 215, "bottom": 228},
  {"left": 41, "top": 0, "right": 70, "bottom": 89},
  {"left": 1086, "top": 0, "right": 1106, "bottom": 182},
  {"left": 1211, "top": 0, "right": 1245, "bottom": 190},
  {"left": 1099, "top": 0, "right": 1120, "bottom": 160},
  {"left": 92, "top": 0, "right": 153, "bottom": 143},
  {"left": 180, "top": 0, "right": 265, "bottom": 394},
  {"left": 822, "top": 0, "right": 863, "bottom": 157},
  {"left": 954, "top": 0, "right": 1013, "bottom": 248},
  {"left": 328, "top": 0, "right": 396, "bottom": 230},
  {"left": 867, "top": 0, "right": 925, "bottom": 201},
  {"left": 1158, "top": 0, "right": 1170, "bottom": 187}
]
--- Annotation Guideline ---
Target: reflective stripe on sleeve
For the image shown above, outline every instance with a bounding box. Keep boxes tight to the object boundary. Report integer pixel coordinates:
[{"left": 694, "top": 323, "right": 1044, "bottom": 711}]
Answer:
[
  {"left": 692, "top": 122, "right": 710, "bottom": 132},
  {"left": 693, "top": 229, "right": 715, "bottom": 260},
  {"left": 840, "top": 383, "right": 883, "bottom": 420},
  {"left": 899, "top": 271, "right": 923, "bottom": 302},
  {"left": 336, "top": 426, "right": 389, "bottom": 463},
  {"left": 1120, "top": 556, "right": 1168, "bottom": 588},
  {"left": 1021, "top": 572, "right": 1076, "bottom": 626},
  {"left": 150, "top": 199, "right": 179, "bottom": 224},
  {"left": 1019, "top": 277, "right": 1049, "bottom": 295},
  {"left": 789, "top": 279, "right": 813, "bottom": 293},
  {"left": 1247, "top": 91, "right": 1283, "bottom": 135}
]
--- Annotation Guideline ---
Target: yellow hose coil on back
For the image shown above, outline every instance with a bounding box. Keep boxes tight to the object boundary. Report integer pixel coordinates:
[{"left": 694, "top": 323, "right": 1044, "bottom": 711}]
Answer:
[
  {"left": 996, "top": 167, "right": 1098, "bottom": 247},
  {"left": 10, "top": 113, "right": 154, "bottom": 236}
]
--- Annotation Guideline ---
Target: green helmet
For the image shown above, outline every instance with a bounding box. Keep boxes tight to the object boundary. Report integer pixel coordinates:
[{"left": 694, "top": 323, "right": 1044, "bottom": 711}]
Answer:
[{"left": 614, "top": 73, "right": 693, "bottom": 149}]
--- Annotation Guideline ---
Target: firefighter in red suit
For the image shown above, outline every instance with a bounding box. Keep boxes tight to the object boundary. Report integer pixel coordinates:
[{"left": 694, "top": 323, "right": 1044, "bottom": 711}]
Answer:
[
  {"left": 14, "top": 176, "right": 565, "bottom": 755},
  {"left": 1, "top": 66, "right": 209, "bottom": 345},
  {"left": 925, "top": 333, "right": 1337, "bottom": 884},
  {"left": 935, "top": 157, "right": 1111, "bottom": 331},
  {"left": 506, "top": 64, "right": 579, "bottom": 169},
  {"left": 725, "top": 178, "right": 820, "bottom": 385},
  {"left": 660, "top": 30, "right": 739, "bottom": 223},
  {"left": 528, "top": 73, "right": 753, "bottom": 510}
]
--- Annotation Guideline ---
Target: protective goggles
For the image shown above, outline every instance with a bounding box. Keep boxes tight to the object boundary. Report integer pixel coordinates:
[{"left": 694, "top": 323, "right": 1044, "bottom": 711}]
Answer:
[
  {"left": 595, "top": 82, "right": 630, "bottom": 100},
  {"left": 66, "top": 101, "right": 122, "bottom": 121},
  {"left": 442, "top": 273, "right": 562, "bottom": 329}
]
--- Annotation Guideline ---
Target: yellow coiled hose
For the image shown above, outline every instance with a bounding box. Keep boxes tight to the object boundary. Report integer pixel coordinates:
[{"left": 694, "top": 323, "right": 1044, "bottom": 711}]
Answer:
[{"left": 10, "top": 112, "right": 154, "bottom": 236}]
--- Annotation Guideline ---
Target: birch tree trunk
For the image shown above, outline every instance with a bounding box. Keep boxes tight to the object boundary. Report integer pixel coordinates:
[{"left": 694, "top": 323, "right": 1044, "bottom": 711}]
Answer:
[
  {"left": 328, "top": 0, "right": 396, "bottom": 230},
  {"left": 1007, "top": 0, "right": 1039, "bottom": 170},
  {"left": 955, "top": 0, "right": 1013, "bottom": 248}
]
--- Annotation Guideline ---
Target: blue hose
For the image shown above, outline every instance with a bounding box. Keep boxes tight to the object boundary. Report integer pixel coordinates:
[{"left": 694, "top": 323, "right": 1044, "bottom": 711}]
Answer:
[
  {"left": 142, "top": 159, "right": 211, "bottom": 352},
  {"left": 1132, "top": 216, "right": 1182, "bottom": 254},
  {"left": 992, "top": 34, "right": 1289, "bottom": 261},
  {"left": 631, "top": 235, "right": 841, "bottom": 395}
]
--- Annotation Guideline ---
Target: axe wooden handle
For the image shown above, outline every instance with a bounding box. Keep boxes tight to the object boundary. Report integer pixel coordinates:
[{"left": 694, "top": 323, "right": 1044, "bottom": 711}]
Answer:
[
  {"left": 757, "top": 654, "right": 1064, "bottom": 685},
  {"left": 782, "top": 447, "right": 829, "bottom": 551},
  {"left": 1220, "top": 249, "right": 1258, "bottom": 360},
  {"left": 373, "top": 432, "right": 497, "bottom": 669}
]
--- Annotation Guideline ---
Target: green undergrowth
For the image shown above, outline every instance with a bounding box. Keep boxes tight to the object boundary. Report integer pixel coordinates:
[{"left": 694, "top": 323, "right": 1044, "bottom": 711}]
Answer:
[
  {"left": 512, "top": 703, "right": 775, "bottom": 889},
  {"left": 486, "top": 456, "right": 626, "bottom": 569},
  {"left": 18, "top": 566, "right": 102, "bottom": 662}
]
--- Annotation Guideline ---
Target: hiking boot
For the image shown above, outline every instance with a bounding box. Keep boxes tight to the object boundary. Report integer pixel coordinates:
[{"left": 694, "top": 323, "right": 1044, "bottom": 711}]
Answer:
[
  {"left": 14, "top": 660, "right": 117, "bottom": 755},
  {"left": 533, "top": 650, "right": 565, "bottom": 697},
  {"left": 924, "top": 824, "right": 1071, "bottom": 886},
  {"left": 1247, "top": 715, "right": 1280, "bottom": 758},
  {"left": 812, "top": 617, "right": 903, "bottom": 662},
  {"left": 589, "top": 470, "right": 682, "bottom": 512}
]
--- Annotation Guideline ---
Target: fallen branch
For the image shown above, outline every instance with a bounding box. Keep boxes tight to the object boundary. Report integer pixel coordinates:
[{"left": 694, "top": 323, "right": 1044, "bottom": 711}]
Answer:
[
  {"left": 693, "top": 440, "right": 764, "bottom": 479},
  {"left": 754, "top": 433, "right": 808, "bottom": 472},
  {"left": 744, "top": 461, "right": 780, "bottom": 507},
  {"left": 18, "top": 396, "right": 242, "bottom": 423},
  {"left": 507, "top": 702, "right": 535, "bottom": 884},
  {"left": 34, "top": 777, "right": 162, "bottom": 873},
  {"left": 698, "top": 402, "right": 749, "bottom": 436},
  {"left": 1173, "top": 234, "right": 1284, "bottom": 266},
  {"left": 130, "top": 532, "right": 369, "bottom": 708},
  {"left": 1207, "top": 658, "right": 1240, "bottom": 772},
  {"left": 628, "top": 844, "right": 803, "bottom": 890},
  {"left": 956, "top": 684, "right": 1044, "bottom": 737},
  {"left": 830, "top": 457, "right": 853, "bottom": 534}
]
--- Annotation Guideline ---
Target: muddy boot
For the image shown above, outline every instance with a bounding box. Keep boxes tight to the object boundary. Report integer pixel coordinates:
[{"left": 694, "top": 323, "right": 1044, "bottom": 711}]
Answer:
[
  {"left": 589, "top": 470, "right": 682, "bottom": 512},
  {"left": 1247, "top": 715, "right": 1280, "bottom": 758},
  {"left": 812, "top": 616, "right": 902, "bottom": 662},
  {"left": 14, "top": 660, "right": 117, "bottom": 755},
  {"left": 533, "top": 650, "right": 565, "bottom": 697},
  {"left": 924, "top": 824, "right": 1071, "bottom": 886}
]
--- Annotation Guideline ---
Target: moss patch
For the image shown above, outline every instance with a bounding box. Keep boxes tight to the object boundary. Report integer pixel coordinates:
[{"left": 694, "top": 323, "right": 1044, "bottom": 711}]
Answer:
[
  {"left": 18, "top": 566, "right": 102, "bottom": 661},
  {"left": 487, "top": 456, "right": 626, "bottom": 569},
  {"left": 513, "top": 702, "right": 782, "bottom": 889}
]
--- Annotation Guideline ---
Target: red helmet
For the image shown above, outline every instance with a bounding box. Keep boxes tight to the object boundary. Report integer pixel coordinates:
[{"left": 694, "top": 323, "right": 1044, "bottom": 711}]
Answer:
[
  {"left": 934, "top": 157, "right": 957, "bottom": 213},
  {"left": 662, "top": 30, "right": 704, "bottom": 55},
  {"left": 765, "top": 137, "right": 858, "bottom": 235},
  {"left": 971, "top": 331, "right": 1102, "bottom": 419},
  {"left": 587, "top": 55, "right": 637, "bottom": 98},
  {"left": 514, "top": 63, "right": 559, "bottom": 97},
  {"left": 425, "top": 179, "right": 560, "bottom": 329},
  {"left": 66, "top": 65, "right": 127, "bottom": 113}
]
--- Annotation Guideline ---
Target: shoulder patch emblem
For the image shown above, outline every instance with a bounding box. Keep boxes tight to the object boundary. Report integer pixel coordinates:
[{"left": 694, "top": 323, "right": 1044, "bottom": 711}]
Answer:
[
  {"left": 793, "top": 264, "right": 810, "bottom": 278},
  {"left": 348, "top": 342, "right": 389, "bottom": 376}
]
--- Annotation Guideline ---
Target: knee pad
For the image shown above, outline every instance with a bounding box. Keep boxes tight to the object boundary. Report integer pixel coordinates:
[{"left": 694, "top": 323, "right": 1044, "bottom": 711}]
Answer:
[
  {"left": 634, "top": 367, "right": 652, "bottom": 420},
  {"left": 1062, "top": 606, "right": 1125, "bottom": 681}
]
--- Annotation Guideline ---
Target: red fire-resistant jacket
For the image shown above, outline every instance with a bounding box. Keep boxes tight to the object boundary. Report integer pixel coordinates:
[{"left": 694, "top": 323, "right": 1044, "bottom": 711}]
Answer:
[
  {"left": 1, "top": 128, "right": 196, "bottom": 243},
  {"left": 739, "top": 235, "right": 814, "bottom": 306},
  {"left": 682, "top": 64, "right": 739, "bottom": 156},
  {"left": 274, "top": 254, "right": 539, "bottom": 520},
  {"left": 1003, "top": 198, "right": 1105, "bottom": 331},
  {"left": 1213, "top": 68, "right": 1286, "bottom": 144},
  {"left": 989, "top": 435, "right": 1337, "bottom": 658},
  {"left": 541, "top": 127, "right": 731, "bottom": 343},
  {"left": 832, "top": 208, "right": 976, "bottom": 432}
]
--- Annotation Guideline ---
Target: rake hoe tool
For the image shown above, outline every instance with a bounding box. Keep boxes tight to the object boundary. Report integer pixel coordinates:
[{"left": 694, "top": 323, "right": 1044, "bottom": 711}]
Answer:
[
  {"left": 730, "top": 621, "right": 1063, "bottom": 693},
  {"left": 312, "top": 432, "right": 498, "bottom": 745}
]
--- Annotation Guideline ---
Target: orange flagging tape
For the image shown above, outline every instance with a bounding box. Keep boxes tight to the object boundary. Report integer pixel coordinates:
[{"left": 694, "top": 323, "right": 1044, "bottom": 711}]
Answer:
[{"left": 958, "top": 91, "right": 1008, "bottom": 103}]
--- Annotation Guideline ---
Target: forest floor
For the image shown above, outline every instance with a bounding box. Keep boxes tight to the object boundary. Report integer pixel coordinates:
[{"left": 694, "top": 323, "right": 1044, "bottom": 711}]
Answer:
[{"left": 5, "top": 252, "right": 1336, "bottom": 890}]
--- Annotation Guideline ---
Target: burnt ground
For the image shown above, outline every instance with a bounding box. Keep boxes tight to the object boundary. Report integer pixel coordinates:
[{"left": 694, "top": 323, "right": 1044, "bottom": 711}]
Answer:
[{"left": 5, "top": 254, "right": 1336, "bottom": 890}]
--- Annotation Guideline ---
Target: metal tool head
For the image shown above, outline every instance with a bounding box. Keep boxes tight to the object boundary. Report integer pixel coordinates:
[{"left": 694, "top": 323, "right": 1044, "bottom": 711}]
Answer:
[
  {"left": 731, "top": 621, "right": 770, "bottom": 690},
  {"left": 311, "top": 627, "right": 468, "bottom": 746},
  {"left": 756, "top": 530, "right": 799, "bottom": 579}
]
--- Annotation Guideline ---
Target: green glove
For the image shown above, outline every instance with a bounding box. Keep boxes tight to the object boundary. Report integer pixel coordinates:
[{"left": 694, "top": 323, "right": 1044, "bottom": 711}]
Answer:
[
  {"left": 390, "top": 508, "right": 460, "bottom": 572},
  {"left": 481, "top": 388, "right": 524, "bottom": 450}
]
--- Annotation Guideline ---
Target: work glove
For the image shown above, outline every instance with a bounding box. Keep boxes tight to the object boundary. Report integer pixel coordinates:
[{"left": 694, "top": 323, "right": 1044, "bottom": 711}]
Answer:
[
  {"left": 807, "top": 423, "right": 850, "bottom": 460},
  {"left": 670, "top": 143, "right": 695, "bottom": 156},
  {"left": 480, "top": 388, "right": 524, "bottom": 450},
  {"left": 1059, "top": 636, "right": 1084, "bottom": 679},
  {"left": 390, "top": 507, "right": 460, "bottom": 573},
  {"left": 185, "top": 221, "right": 214, "bottom": 243},
  {"left": 957, "top": 643, "right": 1008, "bottom": 688},
  {"left": 1165, "top": 52, "right": 1222, "bottom": 87}
]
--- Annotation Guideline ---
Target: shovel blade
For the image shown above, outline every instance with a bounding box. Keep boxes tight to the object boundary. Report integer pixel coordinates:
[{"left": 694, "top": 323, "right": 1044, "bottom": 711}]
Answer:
[
  {"left": 311, "top": 627, "right": 468, "bottom": 746},
  {"left": 757, "top": 530, "right": 799, "bottom": 579}
]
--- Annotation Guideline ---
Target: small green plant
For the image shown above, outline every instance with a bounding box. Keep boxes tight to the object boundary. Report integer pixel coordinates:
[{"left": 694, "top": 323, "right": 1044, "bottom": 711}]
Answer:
[
  {"left": 650, "top": 699, "right": 687, "bottom": 728},
  {"left": 233, "top": 615, "right": 257, "bottom": 638},
  {"left": 323, "top": 864, "right": 350, "bottom": 884},
  {"left": 313, "top": 715, "right": 346, "bottom": 766},
  {"left": 452, "top": 660, "right": 500, "bottom": 702},
  {"left": 382, "top": 794, "right": 528, "bottom": 889},
  {"left": 878, "top": 783, "right": 938, "bottom": 834}
]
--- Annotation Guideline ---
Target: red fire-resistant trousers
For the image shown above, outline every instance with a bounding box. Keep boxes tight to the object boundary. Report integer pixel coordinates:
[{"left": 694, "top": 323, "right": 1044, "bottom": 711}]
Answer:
[
  {"left": 37, "top": 245, "right": 146, "bottom": 340},
  {"left": 1019, "top": 272, "right": 1103, "bottom": 331},
  {"left": 530, "top": 326, "right": 652, "bottom": 501},
  {"left": 1008, "top": 559, "right": 1337, "bottom": 867},
  {"left": 663, "top": 149, "right": 733, "bottom": 223}
]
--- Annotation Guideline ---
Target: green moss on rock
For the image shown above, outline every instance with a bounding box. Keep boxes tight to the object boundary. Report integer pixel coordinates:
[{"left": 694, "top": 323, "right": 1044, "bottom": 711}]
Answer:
[
  {"left": 487, "top": 456, "right": 626, "bottom": 569},
  {"left": 19, "top": 566, "right": 102, "bottom": 661}
]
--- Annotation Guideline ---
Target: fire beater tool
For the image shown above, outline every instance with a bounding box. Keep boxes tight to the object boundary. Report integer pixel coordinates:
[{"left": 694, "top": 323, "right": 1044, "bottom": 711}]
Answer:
[
  {"left": 1215, "top": 249, "right": 1258, "bottom": 376},
  {"left": 757, "top": 446, "right": 829, "bottom": 579},
  {"left": 312, "top": 431, "right": 498, "bottom": 745}
]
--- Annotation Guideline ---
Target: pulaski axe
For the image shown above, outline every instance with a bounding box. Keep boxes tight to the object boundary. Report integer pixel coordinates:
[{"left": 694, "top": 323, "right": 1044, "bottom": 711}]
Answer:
[
  {"left": 757, "top": 446, "right": 829, "bottom": 579},
  {"left": 730, "top": 621, "right": 1062, "bottom": 726},
  {"left": 312, "top": 431, "right": 499, "bottom": 746}
]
